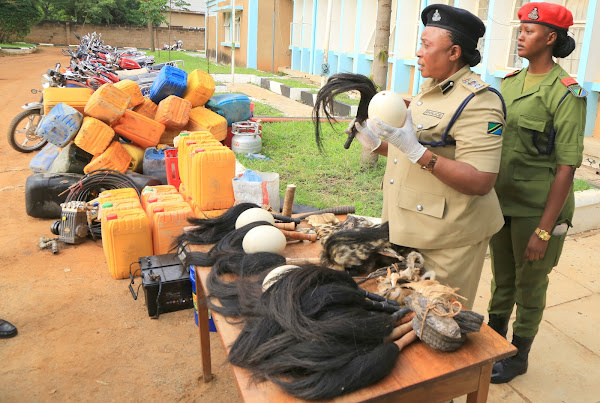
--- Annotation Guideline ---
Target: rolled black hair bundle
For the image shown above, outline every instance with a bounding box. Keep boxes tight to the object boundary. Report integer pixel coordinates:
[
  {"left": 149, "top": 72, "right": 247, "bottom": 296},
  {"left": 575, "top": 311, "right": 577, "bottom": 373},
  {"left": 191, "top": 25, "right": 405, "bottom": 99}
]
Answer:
[
  {"left": 552, "top": 29, "right": 576, "bottom": 58},
  {"left": 176, "top": 202, "right": 259, "bottom": 246},
  {"left": 313, "top": 73, "right": 378, "bottom": 150}
]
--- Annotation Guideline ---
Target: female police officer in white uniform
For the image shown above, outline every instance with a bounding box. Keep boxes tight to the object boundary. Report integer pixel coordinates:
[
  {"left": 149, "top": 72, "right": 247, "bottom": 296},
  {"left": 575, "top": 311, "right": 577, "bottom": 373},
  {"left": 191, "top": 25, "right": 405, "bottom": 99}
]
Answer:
[{"left": 355, "top": 4, "right": 505, "bottom": 310}]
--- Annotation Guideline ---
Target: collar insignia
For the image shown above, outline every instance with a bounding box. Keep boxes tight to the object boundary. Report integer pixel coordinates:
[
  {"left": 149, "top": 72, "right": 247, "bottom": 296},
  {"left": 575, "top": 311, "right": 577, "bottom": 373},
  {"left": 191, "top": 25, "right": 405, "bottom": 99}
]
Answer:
[
  {"left": 432, "top": 10, "right": 441, "bottom": 22},
  {"left": 528, "top": 7, "right": 539, "bottom": 20}
]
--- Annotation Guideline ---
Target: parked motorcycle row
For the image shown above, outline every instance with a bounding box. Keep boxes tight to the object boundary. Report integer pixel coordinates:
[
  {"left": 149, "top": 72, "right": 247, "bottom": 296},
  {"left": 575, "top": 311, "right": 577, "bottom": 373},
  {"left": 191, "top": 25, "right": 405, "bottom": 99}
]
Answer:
[{"left": 7, "top": 32, "right": 185, "bottom": 153}]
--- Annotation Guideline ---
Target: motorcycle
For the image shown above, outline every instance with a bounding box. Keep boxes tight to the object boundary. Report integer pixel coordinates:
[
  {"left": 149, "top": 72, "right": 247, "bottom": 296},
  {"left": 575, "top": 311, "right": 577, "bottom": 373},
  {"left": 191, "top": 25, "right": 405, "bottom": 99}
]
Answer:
[
  {"left": 7, "top": 63, "right": 89, "bottom": 153},
  {"left": 163, "top": 39, "right": 184, "bottom": 51}
]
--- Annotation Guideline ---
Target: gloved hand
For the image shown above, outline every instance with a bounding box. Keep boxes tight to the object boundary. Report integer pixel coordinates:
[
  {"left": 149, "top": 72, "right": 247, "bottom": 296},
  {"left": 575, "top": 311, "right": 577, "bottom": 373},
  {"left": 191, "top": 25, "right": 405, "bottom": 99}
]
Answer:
[
  {"left": 366, "top": 110, "right": 427, "bottom": 163},
  {"left": 349, "top": 118, "right": 382, "bottom": 152}
]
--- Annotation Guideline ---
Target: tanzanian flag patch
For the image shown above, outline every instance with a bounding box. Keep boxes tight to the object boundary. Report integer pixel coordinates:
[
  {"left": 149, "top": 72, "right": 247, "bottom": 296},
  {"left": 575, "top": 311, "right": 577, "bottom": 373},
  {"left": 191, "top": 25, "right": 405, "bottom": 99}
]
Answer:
[{"left": 487, "top": 122, "right": 503, "bottom": 135}]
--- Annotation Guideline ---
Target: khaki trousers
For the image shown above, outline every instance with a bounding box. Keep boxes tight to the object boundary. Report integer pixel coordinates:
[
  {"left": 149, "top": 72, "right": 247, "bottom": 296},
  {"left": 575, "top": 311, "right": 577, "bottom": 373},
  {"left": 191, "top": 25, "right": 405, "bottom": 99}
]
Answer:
[{"left": 418, "top": 237, "right": 491, "bottom": 310}]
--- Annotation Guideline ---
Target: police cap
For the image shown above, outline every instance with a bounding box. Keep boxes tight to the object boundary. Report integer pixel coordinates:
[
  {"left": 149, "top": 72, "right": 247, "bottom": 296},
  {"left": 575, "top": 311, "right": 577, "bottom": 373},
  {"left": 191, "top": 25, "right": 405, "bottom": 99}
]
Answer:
[
  {"left": 518, "top": 2, "right": 573, "bottom": 31},
  {"left": 421, "top": 4, "right": 485, "bottom": 50}
]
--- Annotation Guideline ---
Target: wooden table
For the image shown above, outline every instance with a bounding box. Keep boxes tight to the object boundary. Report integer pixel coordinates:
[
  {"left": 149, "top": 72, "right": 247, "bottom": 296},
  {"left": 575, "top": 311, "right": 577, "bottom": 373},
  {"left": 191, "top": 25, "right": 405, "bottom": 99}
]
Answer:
[{"left": 193, "top": 240, "right": 516, "bottom": 402}]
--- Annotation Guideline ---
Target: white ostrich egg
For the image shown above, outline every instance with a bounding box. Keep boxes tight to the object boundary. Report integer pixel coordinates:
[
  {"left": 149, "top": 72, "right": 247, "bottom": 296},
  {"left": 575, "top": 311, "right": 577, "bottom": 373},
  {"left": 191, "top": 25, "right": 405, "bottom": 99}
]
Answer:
[
  {"left": 235, "top": 208, "right": 275, "bottom": 229},
  {"left": 242, "top": 225, "right": 287, "bottom": 255},
  {"left": 262, "top": 265, "right": 301, "bottom": 292},
  {"left": 368, "top": 91, "right": 407, "bottom": 128}
]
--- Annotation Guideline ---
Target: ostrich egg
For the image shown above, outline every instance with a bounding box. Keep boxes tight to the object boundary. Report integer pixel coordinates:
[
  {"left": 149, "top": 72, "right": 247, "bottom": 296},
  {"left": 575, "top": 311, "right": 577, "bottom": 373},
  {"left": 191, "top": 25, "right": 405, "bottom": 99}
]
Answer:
[
  {"left": 262, "top": 265, "right": 301, "bottom": 292},
  {"left": 242, "top": 225, "right": 287, "bottom": 255},
  {"left": 235, "top": 208, "right": 275, "bottom": 229},
  {"left": 367, "top": 91, "right": 407, "bottom": 128}
]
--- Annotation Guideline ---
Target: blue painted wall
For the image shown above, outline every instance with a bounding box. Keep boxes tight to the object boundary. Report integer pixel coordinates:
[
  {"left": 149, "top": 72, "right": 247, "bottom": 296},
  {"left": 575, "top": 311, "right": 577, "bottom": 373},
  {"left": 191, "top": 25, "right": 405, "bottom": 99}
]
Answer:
[{"left": 246, "top": 0, "right": 258, "bottom": 69}]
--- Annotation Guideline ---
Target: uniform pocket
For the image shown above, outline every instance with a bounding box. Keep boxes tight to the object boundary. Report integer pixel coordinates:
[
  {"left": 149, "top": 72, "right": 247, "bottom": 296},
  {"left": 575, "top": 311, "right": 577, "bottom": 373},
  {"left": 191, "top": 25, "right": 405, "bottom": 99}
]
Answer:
[
  {"left": 396, "top": 185, "right": 445, "bottom": 218},
  {"left": 514, "top": 114, "right": 551, "bottom": 155},
  {"left": 511, "top": 165, "right": 552, "bottom": 210}
]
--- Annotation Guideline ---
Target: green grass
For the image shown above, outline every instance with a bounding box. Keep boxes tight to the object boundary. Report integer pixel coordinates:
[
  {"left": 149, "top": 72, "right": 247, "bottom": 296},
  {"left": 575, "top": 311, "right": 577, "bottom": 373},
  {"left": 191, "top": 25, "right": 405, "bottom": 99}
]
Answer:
[
  {"left": 252, "top": 101, "right": 285, "bottom": 117},
  {"left": 0, "top": 42, "right": 36, "bottom": 48},
  {"left": 238, "top": 121, "right": 386, "bottom": 217},
  {"left": 574, "top": 178, "right": 595, "bottom": 191},
  {"left": 145, "top": 51, "right": 274, "bottom": 76},
  {"left": 334, "top": 92, "right": 360, "bottom": 106},
  {"left": 270, "top": 78, "right": 318, "bottom": 89}
]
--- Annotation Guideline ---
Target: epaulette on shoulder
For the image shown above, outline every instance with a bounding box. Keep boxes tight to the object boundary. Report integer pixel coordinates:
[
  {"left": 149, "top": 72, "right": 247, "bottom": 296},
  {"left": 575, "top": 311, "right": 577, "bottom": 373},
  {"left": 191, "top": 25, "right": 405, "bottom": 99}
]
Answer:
[
  {"left": 460, "top": 76, "right": 489, "bottom": 94},
  {"left": 504, "top": 69, "right": 521, "bottom": 78},
  {"left": 561, "top": 77, "right": 588, "bottom": 98}
]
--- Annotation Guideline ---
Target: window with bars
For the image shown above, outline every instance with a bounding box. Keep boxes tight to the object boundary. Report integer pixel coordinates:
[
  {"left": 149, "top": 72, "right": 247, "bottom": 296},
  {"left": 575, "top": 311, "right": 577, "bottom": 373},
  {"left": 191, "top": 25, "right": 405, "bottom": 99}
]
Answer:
[
  {"left": 506, "top": 0, "right": 588, "bottom": 75},
  {"left": 476, "top": 0, "right": 489, "bottom": 58},
  {"left": 223, "top": 11, "right": 241, "bottom": 44}
]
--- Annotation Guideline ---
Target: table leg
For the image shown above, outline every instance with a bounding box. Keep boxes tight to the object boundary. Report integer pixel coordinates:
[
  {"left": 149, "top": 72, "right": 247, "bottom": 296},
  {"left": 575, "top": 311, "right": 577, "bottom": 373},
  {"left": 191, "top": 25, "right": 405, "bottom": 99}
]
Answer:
[
  {"left": 196, "top": 267, "right": 212, "bottom": 382},
  {"left": 466, "top": 362, "right": 493, "bottom": 403}
]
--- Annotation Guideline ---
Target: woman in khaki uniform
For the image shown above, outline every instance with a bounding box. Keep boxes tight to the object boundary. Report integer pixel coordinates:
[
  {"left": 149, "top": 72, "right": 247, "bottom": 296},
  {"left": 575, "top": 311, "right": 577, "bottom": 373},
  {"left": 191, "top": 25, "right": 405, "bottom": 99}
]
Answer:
[
  {"left": 354, "top": 4, "right": 505, "bottom": 310},
  {"left": 487, "top": 2, "right": 586, "bottom": 384}
]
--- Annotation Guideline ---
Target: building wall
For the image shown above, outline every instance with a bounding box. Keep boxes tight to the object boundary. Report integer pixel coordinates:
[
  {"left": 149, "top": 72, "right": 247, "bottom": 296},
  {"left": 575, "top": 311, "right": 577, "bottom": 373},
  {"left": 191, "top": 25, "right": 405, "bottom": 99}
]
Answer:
[
  {"left": 26, "top": 21, "right": 206, "bottom": 50},
  {"left": 291, "top": 0, "right": 600, "bottom": 137},
  {"left": 256, "top": 0, "right": 293, "bottom": 72},
  {"left": 159, "top": 12, "right": 205, "bottom": 29}
]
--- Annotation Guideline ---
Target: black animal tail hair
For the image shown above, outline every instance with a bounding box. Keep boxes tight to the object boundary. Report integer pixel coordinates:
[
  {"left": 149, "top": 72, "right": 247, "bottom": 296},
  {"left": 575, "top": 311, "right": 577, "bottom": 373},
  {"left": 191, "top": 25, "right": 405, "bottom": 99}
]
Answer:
[
  {"left": 175, "top": 202, "right": 260, "bottom": 247},
  {"left": 313, "top": 73, "right": 378, "bottom": 151}
]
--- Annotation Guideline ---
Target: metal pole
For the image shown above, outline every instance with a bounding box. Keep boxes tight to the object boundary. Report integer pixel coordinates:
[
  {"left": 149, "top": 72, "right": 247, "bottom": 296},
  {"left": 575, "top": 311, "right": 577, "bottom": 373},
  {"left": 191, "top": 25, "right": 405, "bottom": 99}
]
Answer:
[
  {"left": 320, "top": 0, "right": 333, "bottom": 87},
  {"left": 168, "top": 0, "right": 172, "bottom": 61},
  {"left": 272, "top": 0, "right": 276, "bottom": 73},
  {"left": 231, "top": 0, "right": 235, "bottom": 84}
]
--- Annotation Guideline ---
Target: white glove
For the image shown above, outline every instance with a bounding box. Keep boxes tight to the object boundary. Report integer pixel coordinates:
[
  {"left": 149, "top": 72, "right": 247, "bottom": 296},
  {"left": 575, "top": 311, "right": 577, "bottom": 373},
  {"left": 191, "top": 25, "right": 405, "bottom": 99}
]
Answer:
[
  {"left": 350, "top": 119, "right": 382, "bottom": 152},
  {"left": 366, "top": 111, "right": 426, "bottom": 163}
]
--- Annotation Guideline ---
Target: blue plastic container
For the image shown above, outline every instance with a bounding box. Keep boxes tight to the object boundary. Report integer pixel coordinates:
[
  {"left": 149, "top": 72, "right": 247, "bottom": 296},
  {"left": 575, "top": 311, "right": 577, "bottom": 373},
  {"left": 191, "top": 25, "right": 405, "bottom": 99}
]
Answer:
[
  {"left": 36, "top": 103, "right": 83, "bottom": 147},
  {"left": 206, "top": 94, "right": 252, "bottom": 126},
  {"left": 190, "top": 266, "right": 217, "bottom": 331},
  {"left": 142, "top": 147, "right": 175, "bottom": 185},
  {"left": 29, "top": 143, "right": 61, "bottom": 173},
  {"left": 149, "top": 65, "right": 188, "bottom": 104}
]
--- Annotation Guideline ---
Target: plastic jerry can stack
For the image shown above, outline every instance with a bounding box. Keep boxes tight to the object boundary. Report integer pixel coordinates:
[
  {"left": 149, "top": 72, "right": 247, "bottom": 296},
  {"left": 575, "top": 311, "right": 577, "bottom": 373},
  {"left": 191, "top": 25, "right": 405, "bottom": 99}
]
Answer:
[
  {"left": 143, "top": 193, "right": 185, "bottom": 216},
  {"left": 112, "top": 110, "right": 165, "bottom": 149},
  {"left": 132, "top": 97, "right": 158, "bottom": 119},
  {"left": 143, "top": 147, "right": 173, "bottom": 185},
  {"left": 74, "top": 117, "right": 115, "bottom": 155},
  {"left": 205, "top": 94, "right": 252, "bottom": 126},
  {"left": 155, "top": 95, "right": 192, "bottom": 129},
  {"left": 113, "top": 79, "right": 144, "bottom": 109},
  {"left": 29, "top": 143, "right": 61, "bottom": 173},
  {"left": 84, "top": 83, "right": 131, "bottom": 125},
  {"left": 101, "top": 208, "right": 153, "bottom": 280},
  {"left": 43, "top": 87, "right": 94, "bottom": 115},
  {"left": 149, "top": 65, "right": 188, "bottom": 104},
  {"left": 147, "top": 201, "right": 193, "bottom": 255},
  {"left": 188, "top": 147, "right": 235, "bottom": 211},
  {"left": 97, "top": 188, "right": 140, "bottom": 206},
  {"left": 83, "top": 141, "right": 132, "bottom": 174},
  {"left": 187, "top": 198, "right": 228, "bottom": 219},
  {"left": 159, "top": 129, "right": 183, "bottom": 146},
  {"left": 164, "top": 149, "right": 181, "bottom": 190},
  {"left": 140, "top": 184, "right": 179, "bottom": 211},
  {"left": 48, "top": 143, "right": 93, "bottom": 174},
  {"left": 182, "top": 69, "right": 215, "bottom": 108},
  {"left": 177, "top": 138, "right": 223, "bottom": 190},
  {"left": 185, "top": 107, "right": 227, "bottom": 141},
  {"left": 121, "top": 143, "right": 145, "bottom": 172},
  {"left": 98, "top": 199, "right": 141, "bottom": 220},
  {"left": 36, "top": 103, "right": 84, "bottom": 147}
]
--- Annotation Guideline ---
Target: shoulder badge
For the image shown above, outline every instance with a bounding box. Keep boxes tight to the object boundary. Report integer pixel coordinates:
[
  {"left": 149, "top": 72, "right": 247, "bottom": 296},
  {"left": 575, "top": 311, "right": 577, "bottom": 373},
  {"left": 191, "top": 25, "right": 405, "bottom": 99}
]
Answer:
[
  {"left": 561, "top": 77, "right": 588, "bottom": 98},
  {"left": 504, "top": 69, "right": 521, "bottom": 78},
  {"left": 461, "top": 77, "right": 489, "bottom": 93}
]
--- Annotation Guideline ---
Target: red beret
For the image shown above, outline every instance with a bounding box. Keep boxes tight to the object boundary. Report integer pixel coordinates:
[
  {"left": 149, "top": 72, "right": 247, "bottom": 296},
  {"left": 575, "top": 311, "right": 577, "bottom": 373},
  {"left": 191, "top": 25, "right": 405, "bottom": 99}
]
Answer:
[{"left": 518, "top": 2, "right": 573, "bottom": 31}]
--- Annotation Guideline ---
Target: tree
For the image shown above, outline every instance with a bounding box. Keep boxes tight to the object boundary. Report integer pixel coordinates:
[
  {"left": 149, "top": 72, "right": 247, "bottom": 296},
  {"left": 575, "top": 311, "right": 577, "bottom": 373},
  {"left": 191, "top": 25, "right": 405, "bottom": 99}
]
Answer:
[
  {"left": 362, "top": 0, "right": 392, "bottom": 168},
  {"left": 39, "top": 0, "right": 144, "bottom": 25},
  {"left": 138, "top": 0, "right": 190, "bottom": 26},
  {"left": 0, "top": 0, "right": 43, "bottom": 43}
]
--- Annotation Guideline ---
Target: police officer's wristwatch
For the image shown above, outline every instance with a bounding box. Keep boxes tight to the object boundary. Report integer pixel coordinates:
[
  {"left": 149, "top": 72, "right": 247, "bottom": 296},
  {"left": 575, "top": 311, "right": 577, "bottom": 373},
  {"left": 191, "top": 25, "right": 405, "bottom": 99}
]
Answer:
[
  {"left": 535, "top": 227, "right": 551, "bottom": 241},
  {"left": 421, "top": 153, "right": 438, "bottom": 172}
]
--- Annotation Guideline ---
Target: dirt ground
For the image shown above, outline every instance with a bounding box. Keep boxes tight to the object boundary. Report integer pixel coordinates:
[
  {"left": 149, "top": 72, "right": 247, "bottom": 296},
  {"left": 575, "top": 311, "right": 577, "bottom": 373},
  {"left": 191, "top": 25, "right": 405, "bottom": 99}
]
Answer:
[{"left": 0, "top": 47, "right": 240, "bottom": 402}]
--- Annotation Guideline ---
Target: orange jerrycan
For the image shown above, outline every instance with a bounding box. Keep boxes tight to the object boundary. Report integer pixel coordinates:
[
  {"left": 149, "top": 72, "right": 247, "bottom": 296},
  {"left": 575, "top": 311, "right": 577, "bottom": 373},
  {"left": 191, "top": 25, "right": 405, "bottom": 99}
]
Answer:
[
  {"left": 43, "top": 87, "right": 94, "bottom": 115},
  {"left": 113, "top": 79, "right": 144, "bottom": 108},
  {"left": 101, "top": 208, "right": 153, "bottom": 280},
  {"left": 140, "top": 184, "right": 179, "bottom": 210},
  {"left": 182, "top": 69, "right": 215, "bottom": 107},
  {"left": 144, "top": 193, "right": 185, "bottom": 216},
  {"left": 83, "top": 141, "right": 132, "bottom": 174},
  {"left": 98, "top": 188, "right": 139, "bottom": 203},
  {"left": 189, "top": 148, "right": 235, "bottom": 211},
  {"left": 121, "top": 143, "right": 145, "bottom": 173},
  {"left": 148, "top": 201, "right": 193, "bottom": 255},
  {"left": 84, "top": 83, "right": 130, "bottom": 124},
  {"left": 188, "top": 198, "right": 227, "bottom": 219},
  {"left": 98, "top": 199, "right": 141, "bottom": 220},
  {"left": 112, "top": 109, "right": 165, "bottom": 149},
  {"left": 133, "top": 97, "right": 158, "bottom": 120},
  {"left": 74, "top": 117, "right": 115, "bottom": 155},
  {"left": 185, "top": 106, "right": 227, "bottom": 141},
  {"left": 155, "top": 95, "right": 192, "bottom": 129},
  {"left": 177, "top": 137, "right": 223, "bottom": 188}
]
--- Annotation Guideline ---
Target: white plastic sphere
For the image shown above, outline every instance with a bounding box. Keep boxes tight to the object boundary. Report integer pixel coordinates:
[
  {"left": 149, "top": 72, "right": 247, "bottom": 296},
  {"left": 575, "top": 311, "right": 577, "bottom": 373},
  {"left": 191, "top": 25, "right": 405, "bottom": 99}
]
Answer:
[
  {"left": 235, "top": 207, "right": 275, "bottom": 229},
  {"left": 242, "top": 225, "right": 287, "bottom": 255},
  {"left": 368, "top": 91, "right": 407, "bottom": 128}
]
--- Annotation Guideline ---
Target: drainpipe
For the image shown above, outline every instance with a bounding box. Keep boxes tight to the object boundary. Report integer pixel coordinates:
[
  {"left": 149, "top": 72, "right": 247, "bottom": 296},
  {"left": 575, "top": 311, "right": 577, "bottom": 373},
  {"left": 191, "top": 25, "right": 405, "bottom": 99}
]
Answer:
[{"left": 320, "top": 0, "right": 333, "bottom": 87}]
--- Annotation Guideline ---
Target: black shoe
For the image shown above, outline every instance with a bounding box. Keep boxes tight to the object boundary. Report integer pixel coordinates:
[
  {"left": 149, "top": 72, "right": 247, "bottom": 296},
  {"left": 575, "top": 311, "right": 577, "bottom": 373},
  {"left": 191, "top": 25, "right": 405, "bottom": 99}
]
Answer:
[
  {"left": 491, "top": 334, "right": 534, "bottom": 384},
  {"left": 0, "top": 319, "right": 18, "bottom": 339},
  {"left": 488, "top": 314, "right": 510, "bottom": 339}
]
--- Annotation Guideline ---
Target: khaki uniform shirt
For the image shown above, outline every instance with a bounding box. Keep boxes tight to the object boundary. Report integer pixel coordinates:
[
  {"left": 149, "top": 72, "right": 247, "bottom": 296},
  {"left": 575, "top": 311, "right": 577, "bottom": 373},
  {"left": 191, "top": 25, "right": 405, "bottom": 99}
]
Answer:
[
  {"left": 382, "top": 65, "right": 505, "bottom": 249},
  {"left": 495, "top": 63, "right": 586, "bottom": 219}
]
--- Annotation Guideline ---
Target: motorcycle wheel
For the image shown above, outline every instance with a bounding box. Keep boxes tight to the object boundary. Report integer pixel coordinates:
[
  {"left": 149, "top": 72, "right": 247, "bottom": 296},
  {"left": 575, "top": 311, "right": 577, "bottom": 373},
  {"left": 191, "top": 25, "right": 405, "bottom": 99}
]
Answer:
[{"left": 7, "top": 109, "right": 47, "bottom": 153}]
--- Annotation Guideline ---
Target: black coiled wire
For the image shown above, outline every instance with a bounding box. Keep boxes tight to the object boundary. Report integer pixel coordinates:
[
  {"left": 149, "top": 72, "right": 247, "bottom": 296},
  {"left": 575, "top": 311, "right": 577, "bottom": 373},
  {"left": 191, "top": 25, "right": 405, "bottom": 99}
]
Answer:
[{"left": 63, "top": 169, "right": 140, "bottom": 236}]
